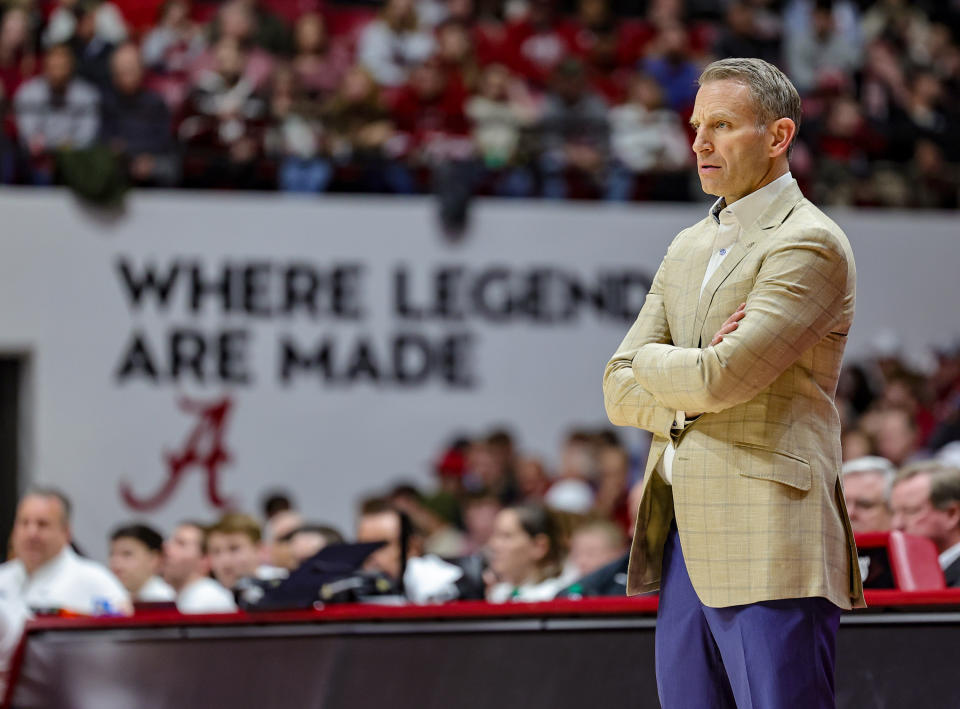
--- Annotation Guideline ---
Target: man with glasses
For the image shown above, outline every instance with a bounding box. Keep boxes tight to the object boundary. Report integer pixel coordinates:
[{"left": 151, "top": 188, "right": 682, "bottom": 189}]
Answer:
[{"left": 841, "top": 456, "right": 895, "bottom": 533}]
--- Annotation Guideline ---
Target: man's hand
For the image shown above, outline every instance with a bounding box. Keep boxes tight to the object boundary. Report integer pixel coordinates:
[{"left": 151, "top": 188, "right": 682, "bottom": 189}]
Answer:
[{"left": 710, "top": 303, "right": 746, "bottom": 346}]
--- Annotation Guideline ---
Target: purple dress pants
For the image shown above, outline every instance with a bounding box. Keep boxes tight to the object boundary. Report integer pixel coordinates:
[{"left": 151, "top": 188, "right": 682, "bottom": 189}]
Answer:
[{"left": 655, "top": 525, "right": 842, "bottom": 709}]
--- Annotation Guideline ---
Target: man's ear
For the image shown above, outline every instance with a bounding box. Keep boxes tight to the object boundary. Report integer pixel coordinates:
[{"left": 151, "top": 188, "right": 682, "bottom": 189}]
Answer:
[{"left": 768, "top": 117, "right": 796, "bottom": 158}]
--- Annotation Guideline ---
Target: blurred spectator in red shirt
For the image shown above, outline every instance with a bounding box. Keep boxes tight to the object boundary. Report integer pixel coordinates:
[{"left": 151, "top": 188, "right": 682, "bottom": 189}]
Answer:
[
  {"left": 0, "top": 8, "right": 38, "bottom": 98},
  {"left": 562, "top": 0, "right": 630, "bottom": 103},
  {"left": 190, "top": 1, "right": 275, "bottom": 91},
  {"left": 290, "top": 12, "right": 351, "bottom": 102},
  {"left": 100, "top": 42, "right": 180, "bottom": 186},
  {"left": 179, "top": 37, "right": 267, "bottom": 188},
  {"left": 606, "top": 71, "right": 689, "bottom": 201},
  {"left": 908, "top": 139, "right": 958, "bottom": 210},
  {"left": 436, "top": 19, "right": 479, "bottom": 93},
  {"left": 357, "top": 0, "right": 436, "bottom": 88},
  {"left": 536, "top": 57, "right": 608, "bottom": 199},
  {"left": 43, "top": 0, "right": 128, "bottom": 50},
  {"left": 503, "top": 0, "right": 571, "bottom": 89}
]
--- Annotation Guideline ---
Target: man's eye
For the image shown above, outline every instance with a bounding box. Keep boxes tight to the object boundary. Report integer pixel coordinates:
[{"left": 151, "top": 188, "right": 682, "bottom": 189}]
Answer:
[{"left": 716, "top": 122, "right": 727, "bottom": 128}]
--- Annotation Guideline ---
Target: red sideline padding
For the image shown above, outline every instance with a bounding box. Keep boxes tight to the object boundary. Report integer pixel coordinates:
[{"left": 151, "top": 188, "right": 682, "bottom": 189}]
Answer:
[{"left": 855, "top": 531, "right": 946, "bottom": 591}]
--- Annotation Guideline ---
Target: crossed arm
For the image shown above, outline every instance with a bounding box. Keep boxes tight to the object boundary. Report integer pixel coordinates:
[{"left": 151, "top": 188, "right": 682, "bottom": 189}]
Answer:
[{"left": 603, "top": 228, "right": 850, "bottom": 428}]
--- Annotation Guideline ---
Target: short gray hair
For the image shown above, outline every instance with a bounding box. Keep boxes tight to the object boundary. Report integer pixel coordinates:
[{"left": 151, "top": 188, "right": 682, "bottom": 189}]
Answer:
[
  {"left": 699, "top": 58, "right": 802, "bottom": 157},
  {"left": 842, "top": 456, "right": 896, "bottom": 499},
  {"left": 22, "top": 487, "right": 73, "bottom": 526}
]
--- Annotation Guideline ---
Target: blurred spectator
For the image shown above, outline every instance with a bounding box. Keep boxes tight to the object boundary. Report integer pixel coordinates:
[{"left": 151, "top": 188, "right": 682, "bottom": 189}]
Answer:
[
  {"left": 357, "top": 497, "right": 421, "bottom": 583},
  {"left": 100, "top": 42, "right": 179, "bottom": 186},
  {"left": 262, "top": 508, "right": 302, "bottom": 570},
  {"left": 465, "top": 433, "right": 518, "bottom": 502},
  {"left": 43, "top": 0, "right": 128, "bottom": 50},
  {"left": 461, "top": 490, "right": 502, "bottom": 554},
  {"left": 515, "top": 456, "right": 551, "bottom": 502},
  {"left": 909, "top": 139, "right": 959, "bottom": 210},
  {"left": 810, "top": 94, "right": 885, "bottom": 205},
  {"left": 503, "top": 0, "right": 571, "bottom": 88},
  {"left": 14, "top": 44, "right": 100, "bottom": 183},
  {"left": 262, "top": 490, "right": 295, "bottom": 520},
  {"left": 0, "top": 595, "right": 29, "bottom": 698},
  {"left": 840, "top": 456, "right": 895, "bottom": 533},
  {"left": 0, "top": 7, "right": 38, "bottom": 97},
  {"left": 842, "top": 429, "right": 875, "bottom": 462},
  {"left": 640, "top": 22, "right": 699, "bottom": 114},
  {"left": 287, "top": 524, "right": 345, "bottom": 566},
  {"left": 567, "top": 519, "right": 626, "bottom": 579},
  {"left": 785, "top": 0, "right": 862, "bottom": 95},
  {"left": 238, "top": 0, "right": 294, "bottom": 56},
  {"left": 389, "top": 484, "right": 468, "bottom": 558},
  {"left": 592, "top": 440, "right": 629, "bottom": 529},
  {"left": 290, "top": 12, "right": 351, "bottom": 101},
  {"left": 192, "top": 1, "right": 275, "bottom": 91},
  {"left": 141, "top": 0, "right": 206, "bottom": 111},
  {"left": 357, "top": 0, "right": 436, "bottom": 88},
  {"left": 890, "top": 462, "right": 960, "bottom": 587},
  {"left": 606, "top": 71, "right": 689, "bottom": 201},
  {"left": 436, "top": 20, "right": 479, "bottom": 93},
  {"left": 465, "top": 63, "right": 537, "bottom": 196},
  {"left": 321, "top": 65, "right": 414, "bottom": 193},
  {"left": 108, "top": 523, "right": 175, "bottom": 602},
  {"left": 873, "top": 407, "right": 922, "bottom": 467},
  {"left": 712, "top": 1, "right": 780, "bottom": 65},
  {"left": 562, "top": 0, "right": 630, "bottom": 104},
  {"left": 266, "top": 63, "right": 330, "bottom": 193},
  {"left": 206, "top": 513, "right": 285, "bottom": 593},
  {"left": 0, "top": 489, "right": 130, "bottom": 615},
  {"left": 162, "top": 521, "right": 236, "bottom": 613},
  {"left": 536, "top": 57, "right": 608, "bottom": 199},
  {"left": 61, "top": 0, "right": 122, "bottom": 90},
  {"left": 486, "top": 504, "right": 566, "bottom": 601},
  {"left": 179, "top": 37, "right": 267, "bottom": 188}
]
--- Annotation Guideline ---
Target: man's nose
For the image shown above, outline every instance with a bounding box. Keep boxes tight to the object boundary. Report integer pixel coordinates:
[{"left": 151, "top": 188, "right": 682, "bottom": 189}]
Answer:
[
  {"left": 692, "top": 129, "right": 710, "bottom": 155},
  {"left": 891, "top": 513, "right": 905, "bottom": 531}
]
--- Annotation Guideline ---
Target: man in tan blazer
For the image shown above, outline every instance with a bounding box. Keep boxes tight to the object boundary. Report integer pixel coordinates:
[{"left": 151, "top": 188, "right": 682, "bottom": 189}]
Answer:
[{"left": 603, "top": 58, "right": 864, "bottom": 709}]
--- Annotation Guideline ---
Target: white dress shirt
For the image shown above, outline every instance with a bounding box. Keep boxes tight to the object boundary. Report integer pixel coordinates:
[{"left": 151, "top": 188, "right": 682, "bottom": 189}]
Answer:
[
  {"left": 938, "top": 540, "right": 960, "bottom": 573},
  {"left": 0, "top": 547, "right": 130, "bottom": 615},
  {"left": 658, "top": 172, "right": 794, "bottom": 485},
  {"left": 176, "top": 577, "right": 237, "bottom": 614},
  {"left": 136, "top": 575, "right": 176, "bottom": 602}
]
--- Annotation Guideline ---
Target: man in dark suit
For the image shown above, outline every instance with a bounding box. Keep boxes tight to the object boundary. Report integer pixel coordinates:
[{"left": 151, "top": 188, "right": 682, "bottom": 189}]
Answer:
[{"left": 891, "top": 462, "right": 960, "bottom": 587}]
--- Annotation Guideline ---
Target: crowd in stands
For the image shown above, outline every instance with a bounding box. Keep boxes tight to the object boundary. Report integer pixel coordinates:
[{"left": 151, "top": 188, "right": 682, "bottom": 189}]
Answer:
[
  {"left": 0, "top": 0, "right": 956, "bottom": 207},
  {"left": 0, "top": 342, "right": 956, "bottom": 638}
]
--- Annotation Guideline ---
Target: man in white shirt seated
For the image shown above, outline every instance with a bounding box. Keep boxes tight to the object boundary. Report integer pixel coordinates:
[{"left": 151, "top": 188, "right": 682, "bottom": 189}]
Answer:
[
  {"left": 890, "top": 462, "right": 960, "bottom": 587},
  {"left": 162, "top": 521, "right": 236, "bottom": 613},
  {"left": 108, "top": 524, "right": 175, "bottom": 603},
  {"left": 206, "top": 513, "right": 286, "bottom": 595},
  {"left": 0, "top": 489, "right": 130, "bottom": 616}
]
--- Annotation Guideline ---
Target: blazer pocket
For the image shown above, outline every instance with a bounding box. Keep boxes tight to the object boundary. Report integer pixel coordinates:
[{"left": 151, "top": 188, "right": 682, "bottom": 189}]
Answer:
[{"left": 733, "top": 442, "right": 812, "bottom": 492}]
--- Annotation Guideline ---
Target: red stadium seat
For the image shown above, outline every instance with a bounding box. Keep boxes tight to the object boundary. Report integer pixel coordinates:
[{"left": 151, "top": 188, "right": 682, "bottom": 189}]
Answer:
[{"left": 855, "top": 531, "right": 946, "bottom": 591}]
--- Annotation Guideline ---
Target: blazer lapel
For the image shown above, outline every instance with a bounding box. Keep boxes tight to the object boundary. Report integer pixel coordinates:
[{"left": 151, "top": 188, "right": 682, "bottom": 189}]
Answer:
[
  {"left": 692, "top": 181, "right": 806, "bottom": 345},
  {"left": 693, "top": 239, "right": 753, "bottom": 345},
  {"left": 675, "top": 224, "right": 714, "bottom": 348}
]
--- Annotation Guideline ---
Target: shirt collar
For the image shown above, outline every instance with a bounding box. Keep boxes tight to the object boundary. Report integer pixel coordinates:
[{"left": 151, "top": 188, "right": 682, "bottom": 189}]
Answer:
[
  {"left": 939, "top": 539, "right": 960, "bottom": 571},
  {"left": 709, "top": 171, "right": 793, "bottom": 228}
]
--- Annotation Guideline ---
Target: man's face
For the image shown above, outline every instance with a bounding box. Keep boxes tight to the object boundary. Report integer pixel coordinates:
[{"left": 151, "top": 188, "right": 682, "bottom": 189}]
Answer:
[
  {"left": 163, "top": 525, "right": 204, "bottom": 588},
  {"left": 109, "top": 537, "right": 161, "bottom": 595},
  {"left": 357, "top": 512, "right": 402, "bottom": 580},
  {"left": 111, "top": 46, "right": 143, "bottom": 95},
  {"left": 12, "top": 496, "right": 70, "bottom": 573},
  {"left": 206, "top": 532, "right": 260, "bottom": 589},
  {"left": 568, "top": 529, "right": 623, "bottom": 577},
  {"left": 44, "top": 49, "right": 73, "bottom": 91},
  {"left": 891, "top": 474, "right": 958, "bottom": 550},
  {"left": 690, "top": 79, "right": 773, "bottom": 204},
  {"left": 843, "top": 473, "right": 892, "bottom": 533}
]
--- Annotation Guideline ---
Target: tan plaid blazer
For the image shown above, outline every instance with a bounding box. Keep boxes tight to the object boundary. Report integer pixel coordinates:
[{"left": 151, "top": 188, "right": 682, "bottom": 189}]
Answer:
[{"left": 603, "top": 180, "right": 865, "bottom": 609}]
